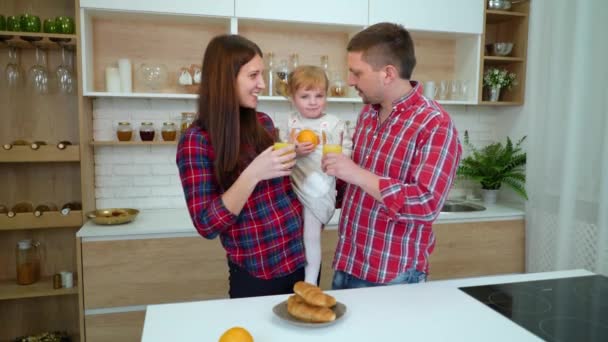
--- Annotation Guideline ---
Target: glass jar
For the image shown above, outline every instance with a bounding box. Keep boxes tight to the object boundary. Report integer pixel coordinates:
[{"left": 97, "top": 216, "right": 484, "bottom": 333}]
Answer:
[
  {"left": 330, "top": 79, "right": 347, "bottom": 97},
  {"left": 139, "top": 122, "right": 155, "bottom": 141},
  {"left": 161, "top": 122, "right": 177, "bottom": 141},
  {"left": 181, "top": 112, "right": 196, "bottom": 133},
  {"left": 16, "top": 239, "right": 41, "bottom": 285},
  {"left": 116, "top": 122, "right": 133, "bottom": 142}
]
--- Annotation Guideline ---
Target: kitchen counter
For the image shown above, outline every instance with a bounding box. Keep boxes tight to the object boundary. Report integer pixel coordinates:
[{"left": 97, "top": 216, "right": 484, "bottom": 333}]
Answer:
[
  {"left": 77, "top": 202, "right": 524, "bottom": 240},
  {"left": 141, "top": 269, "right": 593, "bottom": 342}
]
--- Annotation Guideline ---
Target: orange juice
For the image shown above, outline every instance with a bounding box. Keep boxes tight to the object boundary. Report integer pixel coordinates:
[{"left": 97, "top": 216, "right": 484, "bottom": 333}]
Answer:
[
  {"left": 322, "top": 144, "right": 342, "bottom": 156},
  {"left": 273, "top": 142, "right": 295, "bottom": 156}
]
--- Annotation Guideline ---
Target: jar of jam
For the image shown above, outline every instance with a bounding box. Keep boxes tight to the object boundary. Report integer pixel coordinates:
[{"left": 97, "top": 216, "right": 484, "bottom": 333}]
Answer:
[
  {"left": 117, "top": 122, "right": 133, "bottom": 142},
  {"left": 161, "top": 122, "right": 177, "bottom": 141},
  {"left": 139, "top": 122, "right": 155, "bottom": 141},
  {"left": 181, "top": 112, "right": 196, "bottom": 133}
]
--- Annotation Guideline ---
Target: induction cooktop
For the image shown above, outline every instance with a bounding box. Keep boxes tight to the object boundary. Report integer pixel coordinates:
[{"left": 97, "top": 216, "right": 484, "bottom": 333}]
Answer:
[{"left": 459, "top": 275, "right": 608, "bottom": 342}]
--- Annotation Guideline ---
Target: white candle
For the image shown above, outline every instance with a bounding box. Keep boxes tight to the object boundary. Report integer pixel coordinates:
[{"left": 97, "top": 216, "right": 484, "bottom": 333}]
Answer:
[
  {"left": 118, "top": 58, "right": 132, "bottom": 93},
  {"left": 105, "top": 67, "right": 121, "bottom": 92}
]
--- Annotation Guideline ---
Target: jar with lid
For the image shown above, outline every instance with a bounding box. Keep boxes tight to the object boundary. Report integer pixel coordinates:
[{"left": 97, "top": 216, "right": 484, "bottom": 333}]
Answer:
[
  {"left": 139, "top": 122, "right": 155, "bottom": 141},
  {"left": 161, "top": 122, "right": 177, "bottom": 141},
  {"left": 116, "top": 122, "right": 133, "bottom": 142},
  {"left": 16, "top": 239, "right": 41, "bottom": 285},
  {"left": 181, "top": 112, "right": 196, "bottom": 133}
]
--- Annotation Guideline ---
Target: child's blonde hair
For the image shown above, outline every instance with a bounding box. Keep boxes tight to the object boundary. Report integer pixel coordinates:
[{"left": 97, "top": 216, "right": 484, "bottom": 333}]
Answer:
[{"left": 287, "top": 65, "right": 328, "bottom": 96}]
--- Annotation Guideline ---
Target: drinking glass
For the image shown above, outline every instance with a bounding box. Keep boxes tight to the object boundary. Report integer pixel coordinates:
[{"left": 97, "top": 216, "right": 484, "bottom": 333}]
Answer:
[
  {"left": 273, "top": 121, "right": 296, "bottom": 154},
  {"left": 438, "top": 80, "right": 450, "bottom": 100},
  {"left": 56, "top": 47, "right": 74, "bottom": 94},
  {"left": 28, "top": 47, "right": 48, "bottom": 94},
  {"left": 450, "top": 80, "right": 462, "bottom": 100},
  {"left": 5, "top": 46, "right": 23, "bottom": 88},
  {"left": 322, "top": 125, "right": 344, "bottom": 156}
]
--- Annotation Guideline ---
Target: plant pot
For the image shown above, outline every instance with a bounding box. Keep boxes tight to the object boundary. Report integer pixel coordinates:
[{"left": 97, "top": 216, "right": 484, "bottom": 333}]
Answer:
[
  {"left": 482, "top": 189, "right": 499, "bottom": 205},
  {"left": 488, "top": 86, "right": 501, "bottom": 102}
]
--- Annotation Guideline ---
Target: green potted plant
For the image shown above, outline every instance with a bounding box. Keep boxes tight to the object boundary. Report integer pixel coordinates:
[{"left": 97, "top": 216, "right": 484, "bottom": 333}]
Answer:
[
  {"left": 483, "top": 67, "right": 517, "bottom": 102},
  {"left": 457, "top": 131, "right": 527, "bottom": 205}
]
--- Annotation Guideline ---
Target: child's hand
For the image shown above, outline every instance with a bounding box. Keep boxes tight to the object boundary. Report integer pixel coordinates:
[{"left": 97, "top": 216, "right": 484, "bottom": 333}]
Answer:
[{"left": 295, "top": 142, "right": 315, "bottom": 157}]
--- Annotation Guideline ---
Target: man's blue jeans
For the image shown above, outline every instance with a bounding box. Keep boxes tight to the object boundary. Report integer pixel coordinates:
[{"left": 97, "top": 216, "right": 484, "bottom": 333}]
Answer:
[{"left": 331, "top": 269, "right": 427, "bottom": 290}]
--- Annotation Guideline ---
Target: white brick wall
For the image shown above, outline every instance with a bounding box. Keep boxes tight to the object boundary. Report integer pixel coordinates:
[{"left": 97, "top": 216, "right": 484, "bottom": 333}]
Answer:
[{"left": 92, "top": 99, "right": 500, "bottom": 209}]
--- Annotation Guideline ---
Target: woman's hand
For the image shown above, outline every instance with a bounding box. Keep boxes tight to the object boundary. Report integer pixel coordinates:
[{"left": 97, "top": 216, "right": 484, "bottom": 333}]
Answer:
[
  {"left": 242, "top": 145, "right": 296, "bottom": 182},
  {"left": 295, "top": 142, "right": 315, "bottom": 157}
]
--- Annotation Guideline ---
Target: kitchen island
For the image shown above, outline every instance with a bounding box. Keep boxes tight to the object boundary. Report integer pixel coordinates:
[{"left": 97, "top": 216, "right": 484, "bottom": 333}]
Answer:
[
  {"left": 76, "top": 202, "right": 525, "bottom": 341},
  {"left": 141, "top": 269, "right": 594, "bottom": 342}
]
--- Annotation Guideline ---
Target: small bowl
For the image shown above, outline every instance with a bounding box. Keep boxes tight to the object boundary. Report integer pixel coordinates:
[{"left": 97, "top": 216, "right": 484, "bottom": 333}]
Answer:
[
  {"left": 487, "top": 42, "right": 514, "bottom": 56},
  {"left": 87, "top": 208, "right": 139, "bottom": 225}
]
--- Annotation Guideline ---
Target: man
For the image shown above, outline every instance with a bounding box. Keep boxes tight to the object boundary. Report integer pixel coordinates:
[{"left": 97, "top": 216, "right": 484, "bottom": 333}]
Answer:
[{"left": 322, "top": 22, "right": 462, "bottom": 289}]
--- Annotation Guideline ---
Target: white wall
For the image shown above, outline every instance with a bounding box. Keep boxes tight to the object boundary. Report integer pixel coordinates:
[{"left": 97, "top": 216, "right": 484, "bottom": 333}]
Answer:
[{"left": 92, "top": 98, "right": 501, "bottom": 209}]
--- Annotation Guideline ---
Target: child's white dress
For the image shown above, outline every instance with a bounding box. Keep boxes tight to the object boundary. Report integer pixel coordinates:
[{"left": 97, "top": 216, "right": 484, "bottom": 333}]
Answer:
[{"left": 287, "top": 112, "right": 353, "bottom": 225}]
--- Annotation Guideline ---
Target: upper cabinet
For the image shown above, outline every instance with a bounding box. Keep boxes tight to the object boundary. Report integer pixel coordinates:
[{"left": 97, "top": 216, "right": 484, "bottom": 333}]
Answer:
[
  {"left": 235, "top": 0, "right": 368, "bottom": 26},
  {"left": 369, "top": 0, "right": 484, "bottom": 34},
  {"left": 79, "top": 0, "right": 234, "bottom": 17}
]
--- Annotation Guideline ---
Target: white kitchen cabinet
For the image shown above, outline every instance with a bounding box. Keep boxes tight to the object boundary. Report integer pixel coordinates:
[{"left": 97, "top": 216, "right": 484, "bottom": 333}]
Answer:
[
  {"left": 369, "top": 0, "right": 484, "bottom": 34},
  {"left": 79, "top": 0, "right": 234, "bottom": 17},
  {"left": 235, "top": 0, "right": 368, "bottom": 26}
]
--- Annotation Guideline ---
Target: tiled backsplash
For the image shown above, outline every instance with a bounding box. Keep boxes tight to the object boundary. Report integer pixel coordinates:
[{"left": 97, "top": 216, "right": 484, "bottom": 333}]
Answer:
[{"left": 93, "top": 98, "right": 499, "bottom": 209}]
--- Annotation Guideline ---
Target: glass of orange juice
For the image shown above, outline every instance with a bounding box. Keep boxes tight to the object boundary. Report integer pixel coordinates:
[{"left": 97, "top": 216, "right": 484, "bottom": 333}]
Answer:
[
  {"left": 321, "top": 125, "right": 344, "bottom": 156},
  {"left": 273, "top": 125, "right": 296, "bottom": 156}
]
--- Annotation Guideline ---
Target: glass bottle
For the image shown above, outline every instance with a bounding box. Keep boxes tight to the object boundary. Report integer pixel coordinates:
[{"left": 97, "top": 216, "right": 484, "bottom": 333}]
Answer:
[
  {"left": 289, "top": 53, "right": 299, "bottom": 70},
  {"left": 57, "top": 140, "right": 72, "bottom": 150},
  {"left": 320, "top": 55, "right": 329, "bottom": 77},
  {"left": 116, "top": 122, "right": 132, "bottom": 142},
  {"left": 34, "top": 202, "right": 58, "bottom": 217},
  {"left": 61, "top": 201, "right": 82, "bottom": 216},
  {"left": 16, "top": 239, "right": 41, "bottom": 285},
  {"left": 180, "top": 112, "right": 196, "bottom": 134},
  {"left": 161, "top": 122, "right": 177, "bottom": 141},
  {"left": 264, "top": 52, "right": 275, "bottom": 96},
  {"left": 139, "top": 122, "right": 155, "bottom": 141},
  {"left": 3, "top": 139, "right": 30, "bottom": 150},
  {"left": 30, "top": 140, "right": 47, "bottom": 150},
  {"left": 0, "top": 204, "right": 8, "bottom": 215},
  {"left": 8, "top": 201, "right": 34, "bottom": 218}
]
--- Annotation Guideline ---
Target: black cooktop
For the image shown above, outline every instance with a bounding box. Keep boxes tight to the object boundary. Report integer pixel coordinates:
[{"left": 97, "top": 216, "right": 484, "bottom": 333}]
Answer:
[{"left": 460, "top": 275, "right": 608, "bottom": 342}]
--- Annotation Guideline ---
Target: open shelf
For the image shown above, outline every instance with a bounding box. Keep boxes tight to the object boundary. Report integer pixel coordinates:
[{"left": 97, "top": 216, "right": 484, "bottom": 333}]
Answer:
[
  {"left": 84, "top": 91, "right": 198, "bottom": 99},
  {"left": 0, "top": 276, "right": 78, "bottom": 301},
  {"left": 0, "top": 211, "right": 83, "bottom": 230},
  {"left": 0, "top": 145, "right": 80, "bottom": 163},
  {"left": 479, "top": 101, "right": 523, "bottom": 106},
  {"left": 91, "top": 141, "right": 177, "bottom": 146},
  {"left": 483, "top": 56, "right": 524, "bottom": 63},
  {"left": 0, "top": 31, "right": 77, "bottom": 49},
  {"left": 485, "top": 10, "right": 528, "bottom": 24}
]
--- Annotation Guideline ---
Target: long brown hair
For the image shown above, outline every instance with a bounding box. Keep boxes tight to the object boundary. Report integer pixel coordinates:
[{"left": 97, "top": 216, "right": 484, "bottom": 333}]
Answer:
[{"left": 197, "top": 35, "right": 274, "bottom": 190}]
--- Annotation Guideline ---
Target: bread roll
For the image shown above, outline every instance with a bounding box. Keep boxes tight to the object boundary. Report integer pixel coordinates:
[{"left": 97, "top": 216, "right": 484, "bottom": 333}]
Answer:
[
  {"left": 293, "top": 281, "right": 337, "bottom": 307},
  {"left": 287, "top": 295, "right": 336, "bottom": 323}
]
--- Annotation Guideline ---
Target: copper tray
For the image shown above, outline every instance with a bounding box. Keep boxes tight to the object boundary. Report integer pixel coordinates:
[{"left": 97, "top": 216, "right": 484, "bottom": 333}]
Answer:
[{"left": 86, "top": 208, "right": 139, "bottom": 225}]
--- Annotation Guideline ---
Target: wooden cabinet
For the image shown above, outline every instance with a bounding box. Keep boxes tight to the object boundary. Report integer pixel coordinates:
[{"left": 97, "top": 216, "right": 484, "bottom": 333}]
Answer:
[
  {"left": 478, "top": 0, "right": 530, "bottom": 105},
  {"left": 369, "top": 0, "right": 485, "bottom": 34},
  {"left": 235, "top": 0, "right": 368, "bottom": 26},
  {"left": 0, "top": 0, "right": 93, "bottom": 340},
  {"left": 429, "top": 219, "right": 525, "bottom": 280}
]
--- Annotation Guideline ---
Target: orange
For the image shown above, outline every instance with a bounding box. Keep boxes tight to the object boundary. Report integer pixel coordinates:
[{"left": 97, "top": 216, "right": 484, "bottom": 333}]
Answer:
[
  {"left": 297, "top": 129, "right": 319, "bottom": 147},
  {"left": 218, "top": 327, "right": 254, "bottom": 342}
]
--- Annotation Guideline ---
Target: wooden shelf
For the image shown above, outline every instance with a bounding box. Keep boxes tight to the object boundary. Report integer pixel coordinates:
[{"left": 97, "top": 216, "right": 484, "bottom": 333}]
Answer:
[
  {"left": 91, "top": 141, "right": 177, "bottom": 146},
  {"left": 0, "top": 276, "right": 78, "bottom": 301},
  {"left": 483, "top": 56, "right": 525, "bottom": 63},
  {"left": 0, "top": 31, "right": 77, "bottom": 49},
  {"left": 0, "top": 145, "right": 80, "bottom": 163},
  {"left": 479, "top": 101, "right": 523, "bottom": 106},
  {"left": 485, "top": 10, "right": 527, "bottom": 24},
  {"left": 0, "top": 211, "right": 83, "bottom": 231},
  {"left": 84, "top": 91, "right": 198, "bottom": 99}
]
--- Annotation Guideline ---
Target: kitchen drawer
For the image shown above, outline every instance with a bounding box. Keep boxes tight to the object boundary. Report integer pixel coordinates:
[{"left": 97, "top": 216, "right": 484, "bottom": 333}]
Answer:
[{"left": 82, "top": 236, "right": 228, "bottom": 309}]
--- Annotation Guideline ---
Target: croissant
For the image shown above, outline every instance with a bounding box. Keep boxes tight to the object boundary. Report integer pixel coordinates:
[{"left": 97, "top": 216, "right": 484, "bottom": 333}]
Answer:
[
  {"left": 293, "top": 281, "right": 337, "bottom": 307},
  {"left": 287, "top": 295, "right": 336, "bottom": 323}
]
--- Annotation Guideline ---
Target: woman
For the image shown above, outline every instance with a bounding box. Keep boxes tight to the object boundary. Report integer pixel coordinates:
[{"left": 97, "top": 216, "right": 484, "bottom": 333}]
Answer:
[{"left": 176, "top": 35, "right": 305, "bottom": 298}]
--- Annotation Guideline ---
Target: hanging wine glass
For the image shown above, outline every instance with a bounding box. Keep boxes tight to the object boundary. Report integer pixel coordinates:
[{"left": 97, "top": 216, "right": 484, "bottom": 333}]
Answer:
[
  {"left": 56, "top": 47, "right": 74, "bottom": 94},
  {"left": 28, "top": 47, "right": 49, "bottom": 94},
  {"left": 5, "top": 46, "right": 24, "bottom": 89}
]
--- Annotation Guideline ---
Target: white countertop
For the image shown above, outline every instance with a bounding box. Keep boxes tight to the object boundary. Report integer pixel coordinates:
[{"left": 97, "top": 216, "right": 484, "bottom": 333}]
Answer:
[
  {"left": 141, "top": 269, "right": 593, "bottom": 342},
  {"left": 77, "top": 202, "right": 524, "bottom": 240}
]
